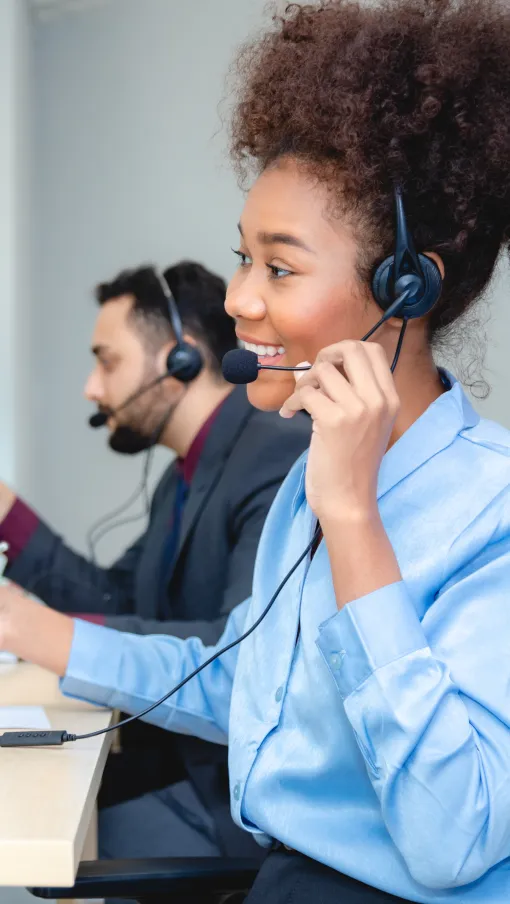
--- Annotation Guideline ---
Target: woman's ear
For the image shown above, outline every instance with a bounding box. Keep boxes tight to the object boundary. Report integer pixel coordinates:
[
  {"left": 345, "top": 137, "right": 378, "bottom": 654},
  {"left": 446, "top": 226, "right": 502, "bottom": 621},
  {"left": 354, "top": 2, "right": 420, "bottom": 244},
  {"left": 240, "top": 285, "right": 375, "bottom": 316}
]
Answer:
[{"left": 424, "top": 252, "right": 445, "bottom": 279}]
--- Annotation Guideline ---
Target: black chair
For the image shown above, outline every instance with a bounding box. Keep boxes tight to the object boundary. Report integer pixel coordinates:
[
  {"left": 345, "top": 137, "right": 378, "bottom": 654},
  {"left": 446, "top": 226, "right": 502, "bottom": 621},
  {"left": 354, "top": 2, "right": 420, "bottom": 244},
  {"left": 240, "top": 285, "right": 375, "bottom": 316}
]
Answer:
[{"left": 28, "top": 856, "right": 260, "bottom": 904}]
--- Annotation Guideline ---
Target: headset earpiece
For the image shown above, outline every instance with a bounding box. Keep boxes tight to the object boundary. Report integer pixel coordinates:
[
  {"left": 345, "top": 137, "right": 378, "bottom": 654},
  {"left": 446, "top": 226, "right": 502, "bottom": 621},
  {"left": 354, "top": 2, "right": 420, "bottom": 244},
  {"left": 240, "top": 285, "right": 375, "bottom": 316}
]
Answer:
[
  {"left": 154, "top": 269, "right": 203, "bottom": 383},
  {"left": 371, "top": 186, "right": 443, "bottom": 321},
  {"left": 166, "top": 342, "right": 203, "bottom": 383}
]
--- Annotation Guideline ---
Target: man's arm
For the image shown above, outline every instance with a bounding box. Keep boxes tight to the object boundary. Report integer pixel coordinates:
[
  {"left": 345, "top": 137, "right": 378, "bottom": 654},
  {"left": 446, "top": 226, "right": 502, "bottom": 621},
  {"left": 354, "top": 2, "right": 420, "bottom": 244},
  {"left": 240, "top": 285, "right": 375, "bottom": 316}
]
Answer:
[{"left": 0, "top": 471, "right": 172, "bottom": 615}]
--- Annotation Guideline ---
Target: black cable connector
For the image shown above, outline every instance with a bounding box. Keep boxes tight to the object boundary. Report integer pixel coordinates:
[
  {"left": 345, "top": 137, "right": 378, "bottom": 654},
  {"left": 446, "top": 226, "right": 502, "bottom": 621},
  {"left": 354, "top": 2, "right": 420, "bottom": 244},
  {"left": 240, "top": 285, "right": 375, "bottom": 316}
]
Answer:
[{"left": 0, "top": 730, "right": 76, "bottom": 747}]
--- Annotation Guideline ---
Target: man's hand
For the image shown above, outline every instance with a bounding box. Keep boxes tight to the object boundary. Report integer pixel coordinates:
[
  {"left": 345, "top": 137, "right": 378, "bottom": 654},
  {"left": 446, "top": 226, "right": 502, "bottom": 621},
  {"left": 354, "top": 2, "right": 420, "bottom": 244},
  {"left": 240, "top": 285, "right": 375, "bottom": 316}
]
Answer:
[
  {"left": 0, "top": 483, "right": 16, "bottom": 523},
  {"left": 0, "top": 582, "right": 74, "bottom": 676}
]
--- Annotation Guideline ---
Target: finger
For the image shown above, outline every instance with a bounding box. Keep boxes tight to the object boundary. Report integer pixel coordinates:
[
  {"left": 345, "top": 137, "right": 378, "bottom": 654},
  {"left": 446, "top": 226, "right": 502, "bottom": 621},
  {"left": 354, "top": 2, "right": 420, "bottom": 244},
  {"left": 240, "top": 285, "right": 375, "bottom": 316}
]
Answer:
[
  {"left": 311, "top": 361, "right": 365, "bottom": 414},
  {"left": 283, "top": 384, "right": 340, "bottom": 424},
  {"left": 317, "top": 340, "right": 397, "bottom": 412},
  {"left": 362, "top": 342, "right": 400, "bottom": 412},
  {"left": 340, "top": 342, "right": 388, "bottom": 409}
]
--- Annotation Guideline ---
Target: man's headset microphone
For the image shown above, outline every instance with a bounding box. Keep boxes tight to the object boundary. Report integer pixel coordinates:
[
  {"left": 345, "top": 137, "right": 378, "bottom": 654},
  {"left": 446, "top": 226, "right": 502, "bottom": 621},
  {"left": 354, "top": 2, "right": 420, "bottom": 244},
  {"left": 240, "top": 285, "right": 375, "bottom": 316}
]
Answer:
[{"left": 1, "top": 187, "right": 444, "bottom": 747}]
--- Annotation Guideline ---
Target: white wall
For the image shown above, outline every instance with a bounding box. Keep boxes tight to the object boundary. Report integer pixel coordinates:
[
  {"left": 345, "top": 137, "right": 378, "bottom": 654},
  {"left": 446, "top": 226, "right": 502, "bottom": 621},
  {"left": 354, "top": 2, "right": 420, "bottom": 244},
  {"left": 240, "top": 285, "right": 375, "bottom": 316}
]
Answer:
[
  {"left": 0, "top": 0, "right": 32, "bottom": 490},
  {"left": 30, "top": 0, "right": 271, "bottom": 561},
  {"left": 29, "top": 0, "right": 510, "bottom": 563}
]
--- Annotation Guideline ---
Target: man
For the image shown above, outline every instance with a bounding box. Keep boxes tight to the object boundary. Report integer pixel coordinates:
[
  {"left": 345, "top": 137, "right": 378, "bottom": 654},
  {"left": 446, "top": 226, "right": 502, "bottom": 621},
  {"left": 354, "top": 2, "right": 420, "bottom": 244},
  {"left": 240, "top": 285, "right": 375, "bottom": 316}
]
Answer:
[{"left": 0, "top": 260, "right": 311, "bottom": 860}]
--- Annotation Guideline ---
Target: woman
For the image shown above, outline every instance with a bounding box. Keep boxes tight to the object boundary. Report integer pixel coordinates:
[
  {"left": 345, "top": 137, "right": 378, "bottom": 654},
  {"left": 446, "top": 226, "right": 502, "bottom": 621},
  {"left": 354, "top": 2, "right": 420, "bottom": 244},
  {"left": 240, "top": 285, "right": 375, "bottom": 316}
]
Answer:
[{"left": 2, "top": 0, "right": 510, "bottom": 900}]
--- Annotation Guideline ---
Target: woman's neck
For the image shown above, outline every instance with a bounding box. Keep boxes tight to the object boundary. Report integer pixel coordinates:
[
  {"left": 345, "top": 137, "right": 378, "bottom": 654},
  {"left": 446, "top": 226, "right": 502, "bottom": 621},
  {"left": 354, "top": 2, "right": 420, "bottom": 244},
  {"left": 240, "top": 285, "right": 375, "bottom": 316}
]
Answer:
[{"left": 389, "top": 348, "right": 446, "bottom": 448}]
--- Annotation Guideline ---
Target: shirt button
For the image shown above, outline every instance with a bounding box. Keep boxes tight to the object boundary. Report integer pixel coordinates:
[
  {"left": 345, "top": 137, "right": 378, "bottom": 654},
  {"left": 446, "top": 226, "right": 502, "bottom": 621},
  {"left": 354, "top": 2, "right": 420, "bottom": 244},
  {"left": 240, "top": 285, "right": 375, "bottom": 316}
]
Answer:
[
  {"left": 233, "top": 782, "right": 241, "bottom": 801},
  {"left": 275, "top": 686, "right": 284, "bottom": 703},
  {"left": 329, "top": 651, "right": 345, "bottom": 671}
]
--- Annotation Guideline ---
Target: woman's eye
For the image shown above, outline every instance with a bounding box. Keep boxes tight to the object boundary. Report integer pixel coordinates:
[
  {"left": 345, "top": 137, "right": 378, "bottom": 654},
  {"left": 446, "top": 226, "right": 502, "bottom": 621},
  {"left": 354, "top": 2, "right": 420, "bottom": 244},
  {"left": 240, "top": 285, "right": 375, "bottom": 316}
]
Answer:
[
  {"left": 231, "top": 248, "right": 252, "bottom": 267},
  {"left": 267, "top": 264, "right": 292, "bottom": 280}
]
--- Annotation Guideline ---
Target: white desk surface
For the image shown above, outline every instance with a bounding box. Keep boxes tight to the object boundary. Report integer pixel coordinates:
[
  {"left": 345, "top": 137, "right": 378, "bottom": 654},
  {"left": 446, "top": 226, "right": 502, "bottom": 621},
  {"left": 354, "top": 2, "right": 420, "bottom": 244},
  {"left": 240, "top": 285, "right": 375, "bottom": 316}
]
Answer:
[{"left": 0, "top": 662, "right": 112, "bottom": 887}]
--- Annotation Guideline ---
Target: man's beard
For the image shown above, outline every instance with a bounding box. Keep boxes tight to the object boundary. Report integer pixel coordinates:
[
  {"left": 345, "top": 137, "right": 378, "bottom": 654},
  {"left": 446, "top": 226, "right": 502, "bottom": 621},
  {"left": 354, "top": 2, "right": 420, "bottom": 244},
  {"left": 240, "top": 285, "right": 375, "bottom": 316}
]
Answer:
[
  {"left": 108, "top": 386, "right": 183, "bottom": 455},
  {"left": 106, "top": 373, "right": 177, "bottom": 455},
  {"left": 108, "top": 425, "right": 156, "bottom": 455}
]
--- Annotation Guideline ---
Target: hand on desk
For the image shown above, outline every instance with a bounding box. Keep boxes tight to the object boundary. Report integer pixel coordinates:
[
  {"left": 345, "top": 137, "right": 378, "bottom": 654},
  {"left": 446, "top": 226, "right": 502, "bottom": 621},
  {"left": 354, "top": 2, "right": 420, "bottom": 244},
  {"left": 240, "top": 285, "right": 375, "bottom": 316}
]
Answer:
[{"left": 0, "top": 581, "right": 74, "bottom": 676}]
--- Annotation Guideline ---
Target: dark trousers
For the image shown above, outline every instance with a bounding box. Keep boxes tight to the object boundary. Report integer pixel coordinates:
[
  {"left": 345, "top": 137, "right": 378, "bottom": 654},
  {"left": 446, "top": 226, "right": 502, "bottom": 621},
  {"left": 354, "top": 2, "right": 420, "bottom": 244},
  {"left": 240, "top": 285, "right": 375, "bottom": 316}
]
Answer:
[{"left": 245, "top": 851, "right": 413, "bottom": 904}]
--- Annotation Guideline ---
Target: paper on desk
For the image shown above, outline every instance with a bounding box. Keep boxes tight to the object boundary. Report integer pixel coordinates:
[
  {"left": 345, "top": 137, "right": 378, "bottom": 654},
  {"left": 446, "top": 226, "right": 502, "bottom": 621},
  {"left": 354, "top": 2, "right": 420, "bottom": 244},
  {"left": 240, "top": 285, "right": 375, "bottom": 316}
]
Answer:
[{"left": 0, "top": 706, "right": 51, "bottom": 730}]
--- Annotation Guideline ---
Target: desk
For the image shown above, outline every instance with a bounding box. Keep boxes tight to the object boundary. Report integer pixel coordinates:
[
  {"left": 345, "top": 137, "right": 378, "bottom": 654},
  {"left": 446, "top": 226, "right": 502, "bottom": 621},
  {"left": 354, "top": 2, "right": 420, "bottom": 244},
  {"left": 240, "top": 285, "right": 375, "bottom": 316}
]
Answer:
[{"left": 0, "top": 662, "right": 112, "bottom": 886}]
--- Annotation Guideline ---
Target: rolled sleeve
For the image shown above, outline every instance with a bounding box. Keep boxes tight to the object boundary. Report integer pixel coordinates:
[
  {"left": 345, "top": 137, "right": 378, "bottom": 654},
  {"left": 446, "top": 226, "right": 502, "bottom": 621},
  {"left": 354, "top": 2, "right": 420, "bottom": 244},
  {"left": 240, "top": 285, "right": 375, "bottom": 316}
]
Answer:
[{"left": 316, "top": 581, "right": 429, "bottom": 698}]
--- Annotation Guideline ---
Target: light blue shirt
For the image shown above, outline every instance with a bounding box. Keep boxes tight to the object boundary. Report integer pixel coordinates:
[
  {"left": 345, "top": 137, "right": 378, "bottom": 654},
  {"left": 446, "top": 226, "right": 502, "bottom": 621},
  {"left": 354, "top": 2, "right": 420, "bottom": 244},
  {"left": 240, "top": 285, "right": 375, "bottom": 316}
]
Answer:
[{"left": 62, "top": 376, "right": 510, "bottom": 903}]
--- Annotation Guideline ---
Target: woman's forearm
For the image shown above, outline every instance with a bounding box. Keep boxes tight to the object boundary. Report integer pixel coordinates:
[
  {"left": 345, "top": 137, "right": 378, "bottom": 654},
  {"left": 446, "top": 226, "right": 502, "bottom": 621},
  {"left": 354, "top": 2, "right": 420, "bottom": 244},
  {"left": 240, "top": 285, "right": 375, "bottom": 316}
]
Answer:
[{"left": 321, "top": 509, "right": 402, "bottom": 610}]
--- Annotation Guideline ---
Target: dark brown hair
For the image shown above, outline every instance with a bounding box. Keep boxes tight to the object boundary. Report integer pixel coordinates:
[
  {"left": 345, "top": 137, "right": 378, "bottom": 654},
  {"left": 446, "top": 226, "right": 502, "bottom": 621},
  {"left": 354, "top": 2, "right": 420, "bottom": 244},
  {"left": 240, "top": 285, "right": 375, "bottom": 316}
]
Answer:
[{"left": 230, "top": 0, "right": 510, "bottom": 341}]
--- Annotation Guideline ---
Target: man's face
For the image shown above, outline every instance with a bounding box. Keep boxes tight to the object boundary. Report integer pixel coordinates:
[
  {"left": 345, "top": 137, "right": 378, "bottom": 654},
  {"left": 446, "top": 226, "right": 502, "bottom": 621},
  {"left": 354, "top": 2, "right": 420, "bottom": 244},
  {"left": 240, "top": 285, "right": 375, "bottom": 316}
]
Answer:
[{"left": 84, "top": 295, "right": 174, "bottom": 454}]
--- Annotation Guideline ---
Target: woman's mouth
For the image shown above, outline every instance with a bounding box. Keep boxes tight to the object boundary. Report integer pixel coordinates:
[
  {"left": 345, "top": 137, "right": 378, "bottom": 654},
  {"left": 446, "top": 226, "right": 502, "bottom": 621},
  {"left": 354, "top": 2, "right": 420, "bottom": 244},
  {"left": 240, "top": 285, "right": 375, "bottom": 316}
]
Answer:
[{"left": 239, "top": 339, "right": 286, "bottom": 366}]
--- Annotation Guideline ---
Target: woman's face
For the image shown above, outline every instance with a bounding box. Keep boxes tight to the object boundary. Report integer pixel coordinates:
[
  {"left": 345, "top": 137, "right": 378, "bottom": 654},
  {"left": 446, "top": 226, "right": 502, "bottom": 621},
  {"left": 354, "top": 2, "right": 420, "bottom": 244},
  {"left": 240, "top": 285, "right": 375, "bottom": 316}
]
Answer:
[{"left": 225, "top": 157, "right": 382, "bottom": 411}]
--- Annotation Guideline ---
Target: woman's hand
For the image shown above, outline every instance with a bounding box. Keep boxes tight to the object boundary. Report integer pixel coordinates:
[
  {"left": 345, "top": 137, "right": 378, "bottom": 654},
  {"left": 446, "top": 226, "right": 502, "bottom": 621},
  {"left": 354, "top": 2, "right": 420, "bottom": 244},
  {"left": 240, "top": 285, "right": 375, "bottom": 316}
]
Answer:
[
  {"left": 280, "top": 340, "right": 400, "bottom": 524},
  {"left": 0, "top": 582, "right": 74, "bottom": 676},
  {"left": 281, "top": 340, "right": 402, "bottom": 608}
]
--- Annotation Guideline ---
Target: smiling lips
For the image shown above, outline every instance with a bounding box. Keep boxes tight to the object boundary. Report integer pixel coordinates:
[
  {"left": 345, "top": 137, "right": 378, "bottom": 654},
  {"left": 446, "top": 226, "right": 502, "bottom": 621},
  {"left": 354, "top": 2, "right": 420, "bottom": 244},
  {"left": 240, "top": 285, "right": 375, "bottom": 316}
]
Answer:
[{"left": 239, "top": 339, "right": 286, "bottom": 366}]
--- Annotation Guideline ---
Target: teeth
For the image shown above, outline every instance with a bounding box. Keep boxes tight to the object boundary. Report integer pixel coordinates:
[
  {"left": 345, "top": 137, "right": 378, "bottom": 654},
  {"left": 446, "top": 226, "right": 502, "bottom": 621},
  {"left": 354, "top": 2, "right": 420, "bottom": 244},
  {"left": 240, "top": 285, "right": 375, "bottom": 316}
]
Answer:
[{"left": 240, "top": 340, "right": 285, "bottom": 358}]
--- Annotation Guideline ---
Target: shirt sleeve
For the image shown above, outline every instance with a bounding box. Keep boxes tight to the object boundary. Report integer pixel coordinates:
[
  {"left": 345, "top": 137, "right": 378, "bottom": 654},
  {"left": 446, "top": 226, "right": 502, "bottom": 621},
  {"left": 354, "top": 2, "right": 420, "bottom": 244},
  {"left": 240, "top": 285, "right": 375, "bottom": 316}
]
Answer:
[
  {"left": 0, "top": 498, "right": 39, "bottom": 563},
  {"left": 316, "top": 534, "right": 510, "bottom": 890},
  {"left": 61, "top": 596, "right": 252, "bottom": 745}
]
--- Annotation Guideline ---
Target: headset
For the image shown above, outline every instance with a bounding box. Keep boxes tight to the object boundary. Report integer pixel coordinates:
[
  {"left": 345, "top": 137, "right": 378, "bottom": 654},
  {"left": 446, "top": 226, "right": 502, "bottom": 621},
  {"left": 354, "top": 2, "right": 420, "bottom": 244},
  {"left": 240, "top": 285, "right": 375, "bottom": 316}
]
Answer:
[
  {"left": 0, "top": 189, "right": 446, "bottom": 749},
  {"left": 89, "top": 268, "right": 203, "bottom": 431},
  {"left": 371, "top": 184, "right": 443, "bottom": 322},
  {"left": 86, "top": 268, "right": 204, "bottom": 563},
  {"left": 222, "top": 184, "right": 444, "bottom": 383},
  {"left": 155, "top": 269, "right": 203, "bottom": 384}
]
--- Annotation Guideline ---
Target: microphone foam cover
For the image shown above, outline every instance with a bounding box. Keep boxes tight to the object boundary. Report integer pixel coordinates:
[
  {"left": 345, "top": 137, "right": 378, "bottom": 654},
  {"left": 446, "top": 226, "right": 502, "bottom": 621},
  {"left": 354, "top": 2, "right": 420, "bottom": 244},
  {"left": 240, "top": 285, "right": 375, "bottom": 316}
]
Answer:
[
  {"left": 222, "top": 349, "right": 259, "bottom": 385},
  {"left": 89, "top": 411, "right": 108, "bottom": 429}
]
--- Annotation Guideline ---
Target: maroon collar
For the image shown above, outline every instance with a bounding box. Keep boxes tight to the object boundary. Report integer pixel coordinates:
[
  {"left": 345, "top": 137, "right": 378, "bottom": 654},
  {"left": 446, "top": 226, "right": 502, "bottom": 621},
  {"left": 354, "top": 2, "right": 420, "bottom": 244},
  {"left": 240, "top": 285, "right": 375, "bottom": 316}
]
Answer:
[{"left": 177, "top": 397, "right": 227, "bottom": 485}]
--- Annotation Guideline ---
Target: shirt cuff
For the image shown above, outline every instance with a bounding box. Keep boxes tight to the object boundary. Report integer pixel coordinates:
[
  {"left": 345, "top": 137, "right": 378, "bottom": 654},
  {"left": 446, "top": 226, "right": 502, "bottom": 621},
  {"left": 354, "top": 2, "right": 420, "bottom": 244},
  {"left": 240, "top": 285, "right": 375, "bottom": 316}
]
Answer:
[
  {"left": 0, "top": 498, "right": 39, "bottom": 563},
  {"left": 316, "top": 581, "right": 429, "bottom": 699},
  {"left": 60, "top": 618, "right": 123, "bottom": 707}
]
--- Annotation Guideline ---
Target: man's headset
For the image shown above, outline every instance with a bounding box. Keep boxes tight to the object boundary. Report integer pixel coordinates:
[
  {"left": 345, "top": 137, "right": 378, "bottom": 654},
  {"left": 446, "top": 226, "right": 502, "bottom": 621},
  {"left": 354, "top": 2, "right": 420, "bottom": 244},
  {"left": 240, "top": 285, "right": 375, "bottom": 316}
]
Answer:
[
  {"left": 89, "top": 269, "right": 203, "bottom": 429},
  {"left": 5, "top": 188, "right": 446, "bottom": 749},
  {"left": 222, "top": 185, "right": 443, "bottom": 383}
]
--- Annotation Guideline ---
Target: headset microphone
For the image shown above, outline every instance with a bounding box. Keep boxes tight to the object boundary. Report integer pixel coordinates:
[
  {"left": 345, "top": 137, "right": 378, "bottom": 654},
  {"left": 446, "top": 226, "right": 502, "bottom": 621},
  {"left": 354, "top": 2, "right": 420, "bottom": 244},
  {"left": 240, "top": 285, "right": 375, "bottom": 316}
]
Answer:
[
  {"left": 222, "top": 349, "right": 310, "bottom": 385},
  {"left": 89, "top": 411, "right": 108, "bottom": 429},
  {"left": 88, "top": 373, "right": 169, "bottom": 429}
]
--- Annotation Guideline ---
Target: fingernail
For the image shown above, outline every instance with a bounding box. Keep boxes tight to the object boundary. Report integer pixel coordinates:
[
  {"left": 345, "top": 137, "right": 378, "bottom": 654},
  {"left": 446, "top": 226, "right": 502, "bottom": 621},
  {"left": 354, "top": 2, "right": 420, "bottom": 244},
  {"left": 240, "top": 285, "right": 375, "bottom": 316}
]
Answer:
[
  {"left": 279, "top": 407, "right": 293, "bottom": 418},
  {"left": 294, "top": 361, "right": 311, "bottom": 382}
]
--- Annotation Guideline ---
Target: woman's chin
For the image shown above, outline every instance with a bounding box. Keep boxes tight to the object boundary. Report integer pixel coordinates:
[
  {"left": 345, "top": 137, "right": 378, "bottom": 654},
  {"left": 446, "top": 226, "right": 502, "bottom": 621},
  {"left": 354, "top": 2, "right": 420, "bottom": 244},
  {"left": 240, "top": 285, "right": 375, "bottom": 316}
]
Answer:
[{"left": 246, "top": 372, "right": 296, "bottom": 412}]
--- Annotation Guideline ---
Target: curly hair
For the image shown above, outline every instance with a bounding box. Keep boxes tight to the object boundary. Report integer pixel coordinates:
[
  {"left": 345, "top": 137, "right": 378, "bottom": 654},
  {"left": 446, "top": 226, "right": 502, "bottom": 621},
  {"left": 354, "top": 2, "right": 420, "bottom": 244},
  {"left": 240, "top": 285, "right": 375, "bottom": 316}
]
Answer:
[{"left": 230, "top": 0, "right": 510, "bottom": 340}]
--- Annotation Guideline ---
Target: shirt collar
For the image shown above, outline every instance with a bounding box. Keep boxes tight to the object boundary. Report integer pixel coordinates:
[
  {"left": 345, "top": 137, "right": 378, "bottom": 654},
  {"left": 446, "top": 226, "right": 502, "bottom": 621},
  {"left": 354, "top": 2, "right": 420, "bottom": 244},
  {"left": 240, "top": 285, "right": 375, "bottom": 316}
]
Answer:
[
  {"left": 377, "top": 371, "right": 479, "bottom": 499},
  {"left": 178, "top": 397, "right": 227, "bottom": 485}
]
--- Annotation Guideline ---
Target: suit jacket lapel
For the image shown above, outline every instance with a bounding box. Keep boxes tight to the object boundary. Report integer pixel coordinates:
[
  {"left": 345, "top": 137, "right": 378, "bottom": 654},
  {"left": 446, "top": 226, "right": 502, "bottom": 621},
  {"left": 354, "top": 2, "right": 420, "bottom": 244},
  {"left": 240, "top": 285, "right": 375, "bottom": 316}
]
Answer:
[{"left": 167, "top": 387, "right": 254, "bottom": 585}]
